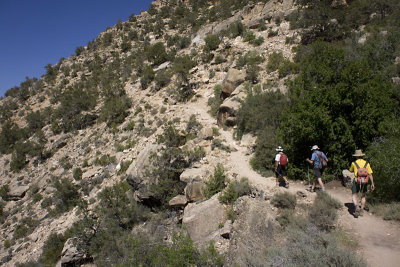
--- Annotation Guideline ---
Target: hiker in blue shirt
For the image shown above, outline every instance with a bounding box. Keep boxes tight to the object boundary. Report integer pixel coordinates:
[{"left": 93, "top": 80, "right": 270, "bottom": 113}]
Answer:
[{"left": 306, "top": 145, "right": 328, "bottom": 192}]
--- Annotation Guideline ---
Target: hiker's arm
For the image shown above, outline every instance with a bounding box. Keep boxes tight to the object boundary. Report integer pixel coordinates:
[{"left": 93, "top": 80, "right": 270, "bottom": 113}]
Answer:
[
  {"left": 370, "top": 174, "right": 375, "bottom": 191},
  {"left": 306, "top": 158, "right": 313, "bottom": 165},
  {"left": 275, "top": 161, "right": 279, "bottom": 171}
]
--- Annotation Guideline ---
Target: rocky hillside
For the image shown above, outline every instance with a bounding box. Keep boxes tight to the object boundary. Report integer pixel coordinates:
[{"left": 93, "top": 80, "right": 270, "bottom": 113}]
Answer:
[{"left": 1, "top": 0, "right": 399, "bottom": 266}]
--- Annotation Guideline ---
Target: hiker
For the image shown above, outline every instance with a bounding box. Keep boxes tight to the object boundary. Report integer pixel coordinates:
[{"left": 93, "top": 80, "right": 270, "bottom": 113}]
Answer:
[
  {"left": 349, "top": 149, "right": 375, "bottom": 218},
  {"left": 274, "top": 146, "right": 289, "bottom": 188},
  {"left": 306, "top": 145, "right": 328, "bottom": 192}
]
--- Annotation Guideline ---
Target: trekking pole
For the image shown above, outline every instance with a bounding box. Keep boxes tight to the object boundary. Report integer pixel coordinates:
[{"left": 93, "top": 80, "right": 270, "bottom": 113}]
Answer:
[{"left": 307, "top": 164, "right": 310, "bottom": 186}]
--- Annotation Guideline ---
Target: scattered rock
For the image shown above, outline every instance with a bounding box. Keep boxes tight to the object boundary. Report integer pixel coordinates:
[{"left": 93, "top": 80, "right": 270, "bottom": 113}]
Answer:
[
  {"left": 221, "top": 69, "right": 246, "bottom": 97},
  {"left": 60, "top": 238, "right": 92, "bottom": 267},
  {"left": 182, "top": 194, "right": 226, "bottom": 242},
  {"left": 198, "top": 128, "right": 214, "bottom": 140},
  {"left": 169, "top": 195, "right": 188, "bottom": 208},
  {"left": 185, "top": 181, "right": 205, "bottom": 202},
  {"left": 7, "top": 185, "right": 30, "bottom": 201}
]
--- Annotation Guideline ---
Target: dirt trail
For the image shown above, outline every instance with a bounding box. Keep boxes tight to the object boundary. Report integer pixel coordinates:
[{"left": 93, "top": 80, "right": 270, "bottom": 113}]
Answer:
[
  {"left": 220, "top": 128, "right": 400, "bottom": 267},
  {"left": 188, "top": 94, "right": 400, "bottom": 267}
]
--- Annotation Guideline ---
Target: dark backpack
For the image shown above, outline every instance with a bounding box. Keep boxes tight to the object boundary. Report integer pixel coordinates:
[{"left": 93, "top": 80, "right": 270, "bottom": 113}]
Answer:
[
  {"left": 280, "top": 153, "right": 288, "bottom": 166},
  {"left": 317, "top": 151, "right": 327, "bottom": 169},
  {"left": 354, "top": 161, "right": 369, "bottom": 184}
]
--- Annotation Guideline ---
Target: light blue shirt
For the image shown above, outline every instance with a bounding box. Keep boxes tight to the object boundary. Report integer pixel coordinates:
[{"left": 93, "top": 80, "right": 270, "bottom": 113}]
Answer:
[{"left": 311, "top": 151, "right": 327, "bottom": 168}]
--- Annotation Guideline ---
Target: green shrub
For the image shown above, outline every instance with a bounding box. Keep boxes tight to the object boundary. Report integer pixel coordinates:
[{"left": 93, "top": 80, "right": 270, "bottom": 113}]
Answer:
[
  {"left": 99, "top": 94, "right": 131, "bottom": 125},
  {"left": 370, "top": 202, "right": 400, "bottom": 221},
  {"left": 219, "top": 178, "right": 251, "bottom": 205},
  {"left": 243, "top": 31, "right": 256, "bottom": 43},
  {"left": 208, "top": 84, "right": 223, "bottom": 117},
  {"left": 124, "top": 120, "right": 135, "bottom": 131},
  {"left": 172, "top": 55, "right": 196, "bottom": 84},
  {"left": 94, "top": 154, "right": 116, "bottom": 166},
  {"left": 59, "top": 156, "right": 72, "bottom": 170},
  {"left": 204, "top": 164, "right": 227, "bottom": 198},
  {"left": 276, "top": 208, "right": 294, "bottom": 228},
  {"left": 52, "top": 178, "right": 80, "bottom": 215},
  {"left": 204, "top": 34, "right": 221, "bottom": 51},
  {"left": 367, "top": 123, "right": 400, "bottom": 202},
  {"left": 0, "top": 184, "right": 10, "bottom": 199},
  {"left": 309, "top": 191, "right": 341, "bottom": 231},
  {"left": 146, "top": 42, "right": 168, "bottom": 66},
  {"left": 252, "top": 36, "right": 264, "bottom": 46},
  {"left": 265, "top": 219, "right": 365, "bottom": 266},
  {"left": 73, "top": 168, "right": 83, "bottom": 181},
  {"left": 271, "top": 192, "right": 297, "bottom": 210},
  {"left": 40, "top": 233, "right": 69, "bottom": 266},
  {"left": 13, "top": 217, "right": 39, "bottom": 240},
  {"left": 268, "top": 29, "right": 278, "bottom": 37},
  {"left": 155, "top": 69, "right": 172, "bottom": 90}
]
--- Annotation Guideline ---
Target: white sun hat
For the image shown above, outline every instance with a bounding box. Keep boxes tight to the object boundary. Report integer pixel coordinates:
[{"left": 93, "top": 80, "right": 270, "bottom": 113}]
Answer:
[
  {"left": 276, "top": 146, "right": 283, "bottom": 152},
  {"left": 311, "top": 145, "right": 319, "bottom": 151}
]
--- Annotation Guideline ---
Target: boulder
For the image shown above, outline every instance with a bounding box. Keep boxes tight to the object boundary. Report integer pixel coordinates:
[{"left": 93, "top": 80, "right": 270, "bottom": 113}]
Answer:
[
  {"left": 126, "top": 143, "right": 162, "bottom": 206},
  {"left": 198, "top": 128, "right": 213, "bottom": 141},
  {"left": 169, "top": 195, "right": 188, "bottom": 208},
  {"left": 180, "top": 167, "right": 210, "bottom": 183},
  {"left": 126, "top": 143, "right": 160, "bottom": 191},
  {"left": 7, "top": 185, "right": 29, "bottom": 201},
  {"left": 342, "top": 169, "right": 354, "bottom": 187},
  {"left": 221, "top": 69, "right": 246, "bottom": 97},
  {"left": 185, "top": 181, "right": 205, "bottom": 202},
  {"left": 182, "top": 194, "right": 226, "bottom": 241},
  {"left": 82, "top": 166, "right": 102, "bottom": 180},
  {"left": 60, "top": 238, "right": 92, "bottom": 267},
  {"left": 48, "top": 133, "right": 72, "bottom": 151}
]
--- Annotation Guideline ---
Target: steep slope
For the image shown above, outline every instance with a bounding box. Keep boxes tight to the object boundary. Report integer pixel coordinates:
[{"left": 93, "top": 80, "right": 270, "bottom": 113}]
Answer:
[{"left": 1, "top": 0, "right": 399, "bottom": 266}]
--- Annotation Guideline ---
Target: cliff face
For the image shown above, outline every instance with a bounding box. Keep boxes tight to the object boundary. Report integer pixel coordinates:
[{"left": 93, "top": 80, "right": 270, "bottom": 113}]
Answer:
[{"left": 0, "top": 1, "right": 301, "bottom": 265}]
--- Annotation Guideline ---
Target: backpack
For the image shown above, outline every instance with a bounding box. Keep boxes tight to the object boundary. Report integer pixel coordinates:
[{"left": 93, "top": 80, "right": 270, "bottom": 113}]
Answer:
[
  {"left": 317, "top": 151, "right": 327, "bottom": 169},
  {"left": 280, "top": 153, "right": 288, "bottom": 166},
  {"left": 354, "top": 161, "right": 369, "bottom": 184}
]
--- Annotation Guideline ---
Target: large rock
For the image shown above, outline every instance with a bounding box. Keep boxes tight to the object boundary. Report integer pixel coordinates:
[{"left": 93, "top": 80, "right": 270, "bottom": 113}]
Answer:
[
  {"left": 126, "top": 143, "right": 160, "bottom": 203},
  {"left": 126, "top": 143, "right": 159, "bottom": 189},
  {"left": 185, "top": 181, "right": 205, "bottom": 202},
  {"left": 60, "top": 238, "right": 92, "bottom": 267},
  {"left": 180, "top": 167, "right": 210, "bottom": 183},
  {"left": 218, "top": 85, "right": 247, "bottom": 126},
  {"left": 221, "top": 69, "right": 246, "bottom": 97},
  {"left": 182, "top": 194, "right": 226, "bottom": 241},
  {"left": 261, "top": 0, "right": 295, "bottom": 21},
  {"left": 48, "top": 133, "right": 72, "bottom": 151},
  {"left": 342, "top": 169, "right": 354, "bottom": 187},
  {"left": 169, "top": 195, "right": 188, "bottom": 208},
  {"left": 7, "top": 185, "right": 30, "bottom": 201},
  {"left": 198, "top": 127, "right": 213, "bottom": 141}
]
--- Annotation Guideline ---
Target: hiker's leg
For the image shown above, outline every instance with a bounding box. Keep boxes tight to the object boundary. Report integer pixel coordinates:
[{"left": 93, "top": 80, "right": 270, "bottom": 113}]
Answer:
[
  {"left": 283, "top": 176, "right": 289, "bottom": 188},
  {"left": 360, "top": 193, "right": 366, "bottom": 210},
  {"left": 352, "top": 193, "right": 359, "bottom": 207},
  {"left": 317, "top": 177, "right": 325, "bottom": 191}
]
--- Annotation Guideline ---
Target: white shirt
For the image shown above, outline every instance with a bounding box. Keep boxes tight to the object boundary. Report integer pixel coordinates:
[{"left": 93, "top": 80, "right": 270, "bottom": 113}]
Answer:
[{"left": 275, "top": 152, "right": 282, "bottom": 163}]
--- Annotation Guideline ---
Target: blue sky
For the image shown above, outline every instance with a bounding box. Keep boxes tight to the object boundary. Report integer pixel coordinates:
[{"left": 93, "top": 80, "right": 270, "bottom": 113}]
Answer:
[{"left": 0, "top": 0, "right": 154, "bottom": 97}]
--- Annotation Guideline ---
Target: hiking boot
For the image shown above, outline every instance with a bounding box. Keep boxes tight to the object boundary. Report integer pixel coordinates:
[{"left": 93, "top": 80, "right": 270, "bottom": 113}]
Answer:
[
  {"left": 359, "top": 209, "right": 364, "bottom": 217},
  {"left": 285, "top": 181, "right": 289, "bottom": 189},
  {"left": 354, "top": 206, "right": 361, "bottom": 218}
]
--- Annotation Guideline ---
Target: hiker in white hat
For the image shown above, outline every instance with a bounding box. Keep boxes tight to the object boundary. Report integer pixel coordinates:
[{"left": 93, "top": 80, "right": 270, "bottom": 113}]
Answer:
[
  {"left": 306, "top": 145, "right": 328, "bottom": 192},
  {"left": 274, "top": 146, "right": 289, "bottom": 188},
  {"left": 349, "top": 149, "right": 375, "bottom": 218}
]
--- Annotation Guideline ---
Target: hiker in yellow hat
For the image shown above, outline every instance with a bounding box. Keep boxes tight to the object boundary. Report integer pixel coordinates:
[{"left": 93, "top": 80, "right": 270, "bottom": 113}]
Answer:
[{"left": 349, "top": 149, "right": 375, "bottom": 218}]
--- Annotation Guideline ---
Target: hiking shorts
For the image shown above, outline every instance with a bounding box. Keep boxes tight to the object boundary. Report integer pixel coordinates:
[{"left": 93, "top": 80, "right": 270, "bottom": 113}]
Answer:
[
  {"left": 352, "top": 180, "right": 368, "bottom": 194},
  {"left": 275, "top": 165, "right": 286, "bottom": 178},
  {"left": 314, "top": 167, "right": 324, "bottom": 179}
]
